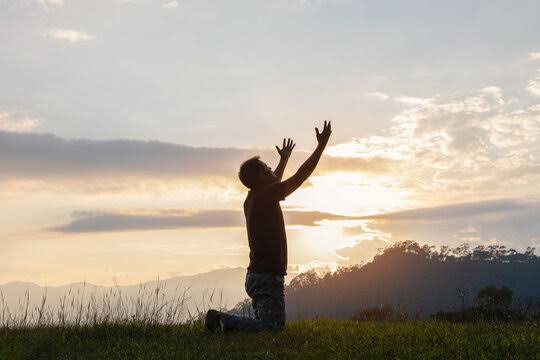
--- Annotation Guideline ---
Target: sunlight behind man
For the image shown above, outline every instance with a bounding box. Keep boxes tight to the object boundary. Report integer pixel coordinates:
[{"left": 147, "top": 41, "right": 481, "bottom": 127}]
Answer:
[{"left": 286, "top": 172, "right": 413, "bottom": 216}]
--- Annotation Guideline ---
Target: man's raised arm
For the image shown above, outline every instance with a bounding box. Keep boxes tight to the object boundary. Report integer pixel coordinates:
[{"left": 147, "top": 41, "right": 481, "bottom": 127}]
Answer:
[
  {"left": 273, "top": 138, "right": 295, "bottom": 181},
  {"left": 268, "top": 121, "right": 332, "bottom": 200}
]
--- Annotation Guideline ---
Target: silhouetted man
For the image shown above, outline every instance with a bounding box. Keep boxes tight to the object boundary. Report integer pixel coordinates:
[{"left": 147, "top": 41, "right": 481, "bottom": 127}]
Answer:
[{"left": 206, "top": 121, "right": 332, "bottom": 332}]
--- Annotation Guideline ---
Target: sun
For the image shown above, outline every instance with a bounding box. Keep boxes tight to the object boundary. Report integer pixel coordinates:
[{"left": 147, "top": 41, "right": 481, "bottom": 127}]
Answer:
[
  {"left": 283, "top": 171, "right": 412, "bottom": 259},
  {"left": 285, "top": 172, "right": 413, "bottom": 216}
]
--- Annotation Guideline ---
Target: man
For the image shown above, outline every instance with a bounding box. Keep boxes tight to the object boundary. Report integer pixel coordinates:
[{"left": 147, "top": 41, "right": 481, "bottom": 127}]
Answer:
[{"left": 206, "top": 121, "right": 332, "bottom": 332}]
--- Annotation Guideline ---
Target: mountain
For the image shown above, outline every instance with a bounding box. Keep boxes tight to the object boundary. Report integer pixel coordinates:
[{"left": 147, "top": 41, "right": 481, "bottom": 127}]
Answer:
[
  {"left": 0, "top": 267, "right": 248, "bottom": 321},
  {"left": 285, "top": 241, "right": 540, "bottom": 319},
  {"left": 5, "top": 241, "right": 539, "bottom": 324}
]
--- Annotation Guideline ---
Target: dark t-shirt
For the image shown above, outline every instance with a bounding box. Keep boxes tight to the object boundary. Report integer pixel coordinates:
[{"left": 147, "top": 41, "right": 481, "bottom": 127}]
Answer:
[{"left": 244, "top": 183, "right": 288, "bottom": 276}]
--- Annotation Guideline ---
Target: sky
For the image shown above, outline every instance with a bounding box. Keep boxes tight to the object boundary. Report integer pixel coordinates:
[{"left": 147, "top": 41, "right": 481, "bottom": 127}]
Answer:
[{"left": 1, "top": 0, "right": 540, "bottom": 286}]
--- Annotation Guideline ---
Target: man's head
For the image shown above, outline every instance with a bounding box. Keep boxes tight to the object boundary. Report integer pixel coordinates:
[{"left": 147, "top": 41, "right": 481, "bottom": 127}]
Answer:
[{"left": 238, "top": 156, "right": 277, "bottom": 189}]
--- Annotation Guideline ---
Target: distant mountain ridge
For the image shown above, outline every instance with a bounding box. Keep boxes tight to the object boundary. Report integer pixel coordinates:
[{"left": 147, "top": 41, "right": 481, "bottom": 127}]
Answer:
[
  {"left": 285, "top": 241, "right": 540, "bottom": 319},
  {"left": 1, "top": 267, "right": 248, "bottom": 318},
  {"left": 5, "top": 241, "right": 540, "bottom": 323}
]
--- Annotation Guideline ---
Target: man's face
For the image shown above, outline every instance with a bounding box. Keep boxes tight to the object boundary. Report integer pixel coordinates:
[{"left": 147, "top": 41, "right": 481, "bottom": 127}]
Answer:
[{"left": 258, "top": 160, "right": 277, "bottom": 183}]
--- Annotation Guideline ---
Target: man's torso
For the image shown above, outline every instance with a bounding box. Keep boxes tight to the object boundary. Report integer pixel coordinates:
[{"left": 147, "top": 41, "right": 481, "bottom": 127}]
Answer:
[{"left": 244, "top": 187, "right": 288, "bottom": 275}]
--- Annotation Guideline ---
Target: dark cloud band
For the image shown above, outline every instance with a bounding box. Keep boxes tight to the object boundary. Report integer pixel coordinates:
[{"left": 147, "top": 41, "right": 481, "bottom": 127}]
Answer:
[
  {"left": 0, "top": 131, "right": 391, "bottom": 181},
  {"left": 48, "top": 209, "right": 361, "bottom": 233},
  {"left": 357, "top": 198, "right": 532, "bottom": 221}
]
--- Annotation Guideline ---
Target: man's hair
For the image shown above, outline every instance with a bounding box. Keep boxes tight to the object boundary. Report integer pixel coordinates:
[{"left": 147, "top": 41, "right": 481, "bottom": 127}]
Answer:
[{"left": 239, "top": 156, "right": 263, "bottom": 189}]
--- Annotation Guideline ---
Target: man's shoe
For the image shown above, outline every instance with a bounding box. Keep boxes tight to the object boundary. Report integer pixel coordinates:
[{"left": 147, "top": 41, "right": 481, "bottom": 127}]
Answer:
[{"left": 205, "top": 309, "right": 221, "bottom": 332}]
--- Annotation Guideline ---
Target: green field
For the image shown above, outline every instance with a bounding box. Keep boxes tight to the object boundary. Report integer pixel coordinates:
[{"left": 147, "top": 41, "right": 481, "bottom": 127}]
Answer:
[{"left": 1, "top": 319, "right": 539, "bottom": 359}]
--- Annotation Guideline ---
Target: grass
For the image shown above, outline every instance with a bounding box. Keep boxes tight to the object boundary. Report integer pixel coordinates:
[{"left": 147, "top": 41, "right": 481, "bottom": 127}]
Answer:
[
  {"left": 1, "top": 319, "right": 539, "bottom": 359},
  {"left": 2, "top": 283, "right": 539, "bottom": 359},
  {"left": 0, "top": 280, "right": 225, "bottom": 328}
]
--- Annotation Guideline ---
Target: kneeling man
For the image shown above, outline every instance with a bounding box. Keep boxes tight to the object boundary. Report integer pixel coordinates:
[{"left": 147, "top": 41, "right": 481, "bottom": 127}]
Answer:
[{"left": 206, "top": 121, "right": 332, "bottom": 332}]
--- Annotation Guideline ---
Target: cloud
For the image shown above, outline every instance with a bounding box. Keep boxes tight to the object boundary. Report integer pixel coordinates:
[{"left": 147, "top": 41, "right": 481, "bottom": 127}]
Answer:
[
  {"left": 529, "top": 52, "right": 540, "bottom": 61},
  {"left": 283, "top": 210, "right": 360, "bottom": 226},
  {"left": 316, "top": 155, "right": 396, "bottom": 174},
  {"left": 326, "top": 84, "right": 540, "bottom": 202},
  {"left": 366, "top": 92, "right": 437, "bottom": 106},
  {"left": 0, "top": 131, "right": 255, "bottom": 180},
  {"left": 326, "top": 80, "right": 540, "bottom": 250},
  {"left": 358, "top": 198, "right": 527, "bottom": 221},
  {"left": 0, "top": 112, "right": 41, "bottom": 133},
  {"left": 365, "top": 92, "right": 389, "bottom": 100},
  {"left": 335, "top": 238, "right": 388, "bottom": 264},
  {"left": 161, "top": 1, "right": 178, "bottom": 9},
  {"left": 49, "top": 209, "right": 242, "bottom": 233},
  {"left": 0, "top": 131, "right": 390, "bottom": 182},
  {"left": 394, "top": 95, "right": 434, "bottom": 106},
  {"left": 454, "top": 225, "right": 481, "bottom": 243},
  {"left": 297, "top": 260, "right": 338, "bottom": 274},
  {"left": 44, "top": 28, "right": 96, "bottom": 43},
  {"left": 527, "top": 70, "right": 540, "bottom": 96},
  {"left": 35, "top": 0, "right": 64, "bottom": 10},
  {"left": 48, "top": 209, "right": 362, "bottom": 233},
  {"left": 355, "top": 198, "right": 540, "bottom": 249}
]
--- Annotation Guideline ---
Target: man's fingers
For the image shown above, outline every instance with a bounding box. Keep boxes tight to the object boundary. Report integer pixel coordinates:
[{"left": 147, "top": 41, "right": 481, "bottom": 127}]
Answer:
[
  {"left": 275, "top": 145, "right": 280, "bottom": 153},
  {"left": 322, "top": 120, "right": 331, "bottom": 134},
  {"left": 315, "top": 127, "right": 320, "bottom": 136},
  {"left": 291, "top": 143, "right": 296, "bottom": 150}
]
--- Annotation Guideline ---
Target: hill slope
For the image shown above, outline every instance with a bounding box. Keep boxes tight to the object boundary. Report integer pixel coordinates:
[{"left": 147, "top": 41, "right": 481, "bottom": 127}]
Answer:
[
  {"left": 285, "top": 241, "right": 540, "bottom": 319},
  {"left": 0, "top": 267, "right": 247, "bottom": 321}
]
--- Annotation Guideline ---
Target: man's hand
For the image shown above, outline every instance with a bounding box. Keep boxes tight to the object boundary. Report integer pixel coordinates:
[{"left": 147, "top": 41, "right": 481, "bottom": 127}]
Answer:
[
  {"left": 273, "top": 138, "right": 295, "bottom": 181},
  {"left": 266, "top": 121, "right": 334, "bottom": 199},
  {"left": 315, "top": 120, "right": 332, "bottom": 147},
  {"left": 275, "top": 138, "right": 296, "bottom": 159}
]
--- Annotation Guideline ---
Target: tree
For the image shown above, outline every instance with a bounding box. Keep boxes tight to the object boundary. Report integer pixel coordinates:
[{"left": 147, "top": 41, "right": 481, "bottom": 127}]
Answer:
[
  {"left": 476, "top": 286, "right": 513, "bottom": 310},
  {"left": 286, "top": 270, "right": 320, "bottom": 292},
  {"left": 456, "top": 288, "right": 469, "bottom": 312}
]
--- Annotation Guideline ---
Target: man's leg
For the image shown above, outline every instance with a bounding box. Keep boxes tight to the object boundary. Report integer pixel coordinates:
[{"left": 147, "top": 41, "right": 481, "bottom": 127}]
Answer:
[
  {"left": 209, "top": 272, "right": 266, "bottom": 332},
  {"left": 245, "top": 273, "right": 285, "bottom": 332},
  {"left": 215, "top": 273, "right": 285, "bottom": 333},
  {"left": 217, "top": 311, "right": 264, "bottom": 332}
]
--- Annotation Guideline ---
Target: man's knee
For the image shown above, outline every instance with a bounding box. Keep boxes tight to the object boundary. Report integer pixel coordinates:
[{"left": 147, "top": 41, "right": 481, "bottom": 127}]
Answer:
[{"left": 256, "top": 297, "right": 285, "bottom": 331}]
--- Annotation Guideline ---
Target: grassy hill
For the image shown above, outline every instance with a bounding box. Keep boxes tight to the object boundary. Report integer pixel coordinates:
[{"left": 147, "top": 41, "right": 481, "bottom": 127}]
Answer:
[{"left": 1, "top": 319, "right": 539, "bottom": 359}]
